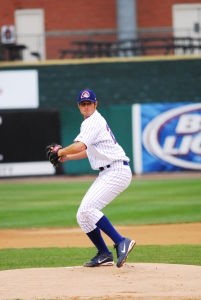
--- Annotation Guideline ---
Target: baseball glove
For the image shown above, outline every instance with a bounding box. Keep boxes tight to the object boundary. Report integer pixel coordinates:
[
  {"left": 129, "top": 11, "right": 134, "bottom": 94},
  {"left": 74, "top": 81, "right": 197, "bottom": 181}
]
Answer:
[{"left": 46, "top": 143, "right": 62, "bottom": 167}]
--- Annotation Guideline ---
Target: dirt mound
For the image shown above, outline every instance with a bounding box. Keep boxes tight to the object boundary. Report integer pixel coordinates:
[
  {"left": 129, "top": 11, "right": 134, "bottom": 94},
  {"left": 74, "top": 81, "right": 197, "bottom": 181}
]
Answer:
[{"left": 0, "top": 263, "right": 201, "bottom": 299}]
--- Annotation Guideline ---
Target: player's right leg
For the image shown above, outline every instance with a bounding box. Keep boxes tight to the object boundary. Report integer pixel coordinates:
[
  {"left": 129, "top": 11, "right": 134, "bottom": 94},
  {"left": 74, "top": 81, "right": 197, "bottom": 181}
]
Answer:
[
  {"left": 84, "top": 250, "right": 114, "bottom": 267},
  {"left": 83, "top": 226, "right": 114, "bottom": 267}
]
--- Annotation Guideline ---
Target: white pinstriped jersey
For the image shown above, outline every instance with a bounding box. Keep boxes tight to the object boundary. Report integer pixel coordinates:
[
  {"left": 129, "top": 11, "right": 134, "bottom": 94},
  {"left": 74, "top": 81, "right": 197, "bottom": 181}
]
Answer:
[{"left": 74, "top": 110, "right": 129, "bottom": 170}]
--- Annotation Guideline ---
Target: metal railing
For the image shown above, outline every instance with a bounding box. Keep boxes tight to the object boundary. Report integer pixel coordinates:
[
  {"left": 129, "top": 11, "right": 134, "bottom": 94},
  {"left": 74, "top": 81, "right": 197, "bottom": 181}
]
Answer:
[{"left": 1, "top": 27, "right": 201, "bottom": 61}]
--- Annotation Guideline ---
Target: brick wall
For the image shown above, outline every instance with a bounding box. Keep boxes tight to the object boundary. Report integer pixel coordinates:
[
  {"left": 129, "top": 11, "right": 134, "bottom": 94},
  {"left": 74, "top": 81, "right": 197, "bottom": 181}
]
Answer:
[
  {"left": 137, "top": 0, "right": 201, "bottom": 27},
  {"left": 0, "top": 0, "right": 201, "bottom": 31},
  {"left": 1, "top": 0, "right": 201, "bottom": 59},
  {"left": 0, "top": 0, "right": 116, "bottom": 30},
  {"left": 1, "top": 0, "right": 201, "bottom": 31},
  {"left": 0, "top": 0, "right": 117, "bottom": 59}
]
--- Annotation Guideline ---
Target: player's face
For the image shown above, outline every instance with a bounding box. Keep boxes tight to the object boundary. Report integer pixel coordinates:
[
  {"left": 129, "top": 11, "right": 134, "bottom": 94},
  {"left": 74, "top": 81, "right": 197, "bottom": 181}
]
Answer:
[{"left": 78, "top": 101, "right": 98, "bottom": 119}]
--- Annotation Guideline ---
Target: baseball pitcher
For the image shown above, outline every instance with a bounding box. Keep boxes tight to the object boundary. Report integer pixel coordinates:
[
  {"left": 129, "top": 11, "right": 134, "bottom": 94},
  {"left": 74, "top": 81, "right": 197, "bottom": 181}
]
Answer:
[{"left": 46, "top": 89, "right": 136, "bottom": 267}]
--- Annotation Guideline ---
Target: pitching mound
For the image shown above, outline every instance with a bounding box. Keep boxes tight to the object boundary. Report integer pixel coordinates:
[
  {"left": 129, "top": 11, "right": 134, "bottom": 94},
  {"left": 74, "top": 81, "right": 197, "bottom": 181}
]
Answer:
[{"left": 0, "top": 263, "right": 201, "bottom": 299}]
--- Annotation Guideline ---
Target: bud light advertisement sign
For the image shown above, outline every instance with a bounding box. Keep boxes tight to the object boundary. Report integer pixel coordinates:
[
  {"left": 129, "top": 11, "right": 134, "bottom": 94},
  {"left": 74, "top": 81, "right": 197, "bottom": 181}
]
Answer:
[{"left": 133, "top": 103, "right": 201, "bottom": 173}]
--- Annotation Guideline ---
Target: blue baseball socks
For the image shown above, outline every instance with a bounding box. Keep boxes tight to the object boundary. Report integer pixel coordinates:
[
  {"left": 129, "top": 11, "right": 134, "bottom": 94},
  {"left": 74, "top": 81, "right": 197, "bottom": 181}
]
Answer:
[
  {"left": 96, "top": 215, "right": 124, "bottom": 244},
  {"left": 87, "top": 215, "right": 124, "bottom": 253},
  {"left": 87, "top": 227, "right": 110, "bottom": 254}
]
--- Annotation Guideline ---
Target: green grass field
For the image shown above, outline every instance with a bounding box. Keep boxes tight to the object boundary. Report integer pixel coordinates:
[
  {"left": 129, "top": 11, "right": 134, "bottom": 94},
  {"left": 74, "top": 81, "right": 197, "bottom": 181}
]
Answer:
[
  {"left": 0, "top": 177, "right": 201, "bottom": 228},
  {"left": 0, "top": 177, "right": 201, "bottom": 270},
  {"left": 0, "top": 245, "right": 201, "bottom": 270}
]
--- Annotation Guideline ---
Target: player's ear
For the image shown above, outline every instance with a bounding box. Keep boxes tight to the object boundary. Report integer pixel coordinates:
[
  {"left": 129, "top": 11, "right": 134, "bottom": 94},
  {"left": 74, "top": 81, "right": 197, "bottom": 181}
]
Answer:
[{"left": 95, "top": 101, "right": 98, "bottom": 108}]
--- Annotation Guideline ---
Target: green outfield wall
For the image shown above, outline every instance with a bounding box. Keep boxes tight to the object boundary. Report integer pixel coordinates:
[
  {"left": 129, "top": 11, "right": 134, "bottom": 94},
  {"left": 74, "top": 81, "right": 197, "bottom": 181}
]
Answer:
[{"left": 1, "top": 55, "right": 201, "bottom": 107}]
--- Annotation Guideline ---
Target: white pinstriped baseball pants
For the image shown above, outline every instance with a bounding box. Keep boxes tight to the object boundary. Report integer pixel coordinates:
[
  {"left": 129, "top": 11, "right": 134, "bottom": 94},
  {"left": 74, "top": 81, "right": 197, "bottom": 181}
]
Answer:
[{"left": 76, "top": 161, "right": 132, "bottom": 233}]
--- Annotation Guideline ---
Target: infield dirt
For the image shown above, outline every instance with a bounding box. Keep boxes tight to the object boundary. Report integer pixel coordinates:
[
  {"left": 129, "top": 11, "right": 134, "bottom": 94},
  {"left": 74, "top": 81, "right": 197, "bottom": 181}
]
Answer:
[{"left": 0, "top": 222, "right": 201, "bottom": 248}]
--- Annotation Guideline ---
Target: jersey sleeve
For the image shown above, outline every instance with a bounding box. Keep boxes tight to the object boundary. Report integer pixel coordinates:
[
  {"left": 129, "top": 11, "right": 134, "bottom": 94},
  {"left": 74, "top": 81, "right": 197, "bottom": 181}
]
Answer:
[{"left": 74, "top": 117, "right": 99, "bottom": 147}]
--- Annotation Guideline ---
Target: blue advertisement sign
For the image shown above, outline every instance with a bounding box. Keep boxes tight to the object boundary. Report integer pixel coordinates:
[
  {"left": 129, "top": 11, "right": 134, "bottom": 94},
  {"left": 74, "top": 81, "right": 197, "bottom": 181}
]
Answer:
[{"left": 133, "top": 103, "right": 201, "bottom": 173}]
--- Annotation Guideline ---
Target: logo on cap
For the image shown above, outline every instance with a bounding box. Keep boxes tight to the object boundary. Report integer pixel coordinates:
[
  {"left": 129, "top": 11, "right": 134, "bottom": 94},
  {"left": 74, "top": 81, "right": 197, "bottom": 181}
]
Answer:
[{"left": 81, "top": 91, "right": 90, "bottom": 99}]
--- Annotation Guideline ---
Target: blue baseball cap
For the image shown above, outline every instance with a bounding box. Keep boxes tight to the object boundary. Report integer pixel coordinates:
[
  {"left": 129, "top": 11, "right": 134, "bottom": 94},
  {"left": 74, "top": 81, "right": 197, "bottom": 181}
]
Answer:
[{"left": 77, "top": 89, "right": 96, "bottom": 103}]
